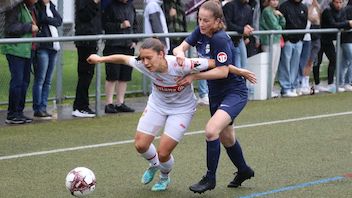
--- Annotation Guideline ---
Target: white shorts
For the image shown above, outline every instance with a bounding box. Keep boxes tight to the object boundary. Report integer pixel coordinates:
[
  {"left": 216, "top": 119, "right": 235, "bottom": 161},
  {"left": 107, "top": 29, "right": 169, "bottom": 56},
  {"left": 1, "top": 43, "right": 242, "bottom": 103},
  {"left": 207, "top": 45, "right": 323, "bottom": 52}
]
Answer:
[{"left": 136, "top": 105, "right": 195, "bottom": 142}]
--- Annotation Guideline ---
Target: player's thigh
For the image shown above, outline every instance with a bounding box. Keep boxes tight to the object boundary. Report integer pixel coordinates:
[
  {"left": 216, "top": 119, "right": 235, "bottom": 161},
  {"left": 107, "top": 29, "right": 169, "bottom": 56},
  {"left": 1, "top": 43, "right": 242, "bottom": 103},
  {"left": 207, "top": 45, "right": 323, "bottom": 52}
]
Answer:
[
  {"left": 164, "top": 112, "right": 194, "bottom": 143},
  {"left": 206, "top": 109, "right": 232, "bottom": 136},
  {"left": 136, "top": 106, "right": 167, "bottom": 142}
]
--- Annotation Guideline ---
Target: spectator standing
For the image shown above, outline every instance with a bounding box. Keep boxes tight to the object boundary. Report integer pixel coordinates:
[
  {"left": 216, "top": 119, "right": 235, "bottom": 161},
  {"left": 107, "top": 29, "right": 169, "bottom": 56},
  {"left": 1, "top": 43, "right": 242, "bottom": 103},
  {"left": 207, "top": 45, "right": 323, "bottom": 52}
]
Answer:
[
  {"left": 296, "top": 0, "right": 315, "bottom": 96},
  {"left": 314, "top": 0, "right": 351, "bottom": 93},
  {"left": 259, "top": 0, "right": 286, "bottom": 97},
  {"left": 144, "top": 0, "right": 170, "bottom": 53},
  {"left": 339, "top": 0, "right": 352, "bottom": 91},
  {"left": 72, "top": 0, "right": 102, "bottom": 118},
  {"left": 163, "top": 0, "right": 187, "bottom": 53},
  {"left": 223, "top": 0, "right": 254, "bottom": 68},
  {"left": 278, "top": 0, "right": 307, "bottom": 97},
  {"left": 32, "top": 0, "right": 62, "bottom": 119},
  {"left": 1, "top": 0, "right": 38, "bottom": 124},
  {"left": 102, "top": 0, "right": 137, "bottom": 113},
  {"left": 300, "top": 0, "right": 322, "bottom": 94}
]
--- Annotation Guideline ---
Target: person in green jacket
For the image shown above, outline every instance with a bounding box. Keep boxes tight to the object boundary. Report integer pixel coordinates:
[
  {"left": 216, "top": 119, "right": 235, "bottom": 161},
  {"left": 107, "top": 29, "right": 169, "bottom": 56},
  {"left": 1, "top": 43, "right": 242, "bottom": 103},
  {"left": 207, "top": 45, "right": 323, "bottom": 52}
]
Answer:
[
  {"left": 259, "top": 0, "right": 286, "bottom": 98},
  {"left": 1, "top": 0, "right": 38, "bottom": 124}
]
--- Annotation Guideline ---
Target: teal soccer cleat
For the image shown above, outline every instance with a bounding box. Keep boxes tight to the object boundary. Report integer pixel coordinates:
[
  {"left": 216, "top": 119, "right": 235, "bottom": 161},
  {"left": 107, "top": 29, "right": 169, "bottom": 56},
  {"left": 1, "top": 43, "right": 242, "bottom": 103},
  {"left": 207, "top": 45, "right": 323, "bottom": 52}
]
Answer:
[
  {"left": 151, "top": 177, "right": 171, "bottom": 191},
  {"left": 141, "top": 166, "right": 159, "bottom": 184}
]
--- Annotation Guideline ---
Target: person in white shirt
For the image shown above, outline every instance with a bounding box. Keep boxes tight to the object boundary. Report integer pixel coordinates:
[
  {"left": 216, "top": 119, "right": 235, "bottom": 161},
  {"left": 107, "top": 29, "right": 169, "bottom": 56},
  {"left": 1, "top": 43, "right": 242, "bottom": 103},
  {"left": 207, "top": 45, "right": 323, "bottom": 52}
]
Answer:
[{"left": 87, "top": 38, "right": 256, "bottom": 192}]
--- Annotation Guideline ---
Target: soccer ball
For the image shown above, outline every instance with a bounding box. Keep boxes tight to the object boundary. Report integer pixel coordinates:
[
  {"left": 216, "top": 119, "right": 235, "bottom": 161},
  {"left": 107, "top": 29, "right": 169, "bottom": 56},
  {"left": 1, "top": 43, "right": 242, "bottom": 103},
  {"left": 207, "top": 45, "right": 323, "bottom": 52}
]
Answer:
[{"left": 65, "top": 167, "right": 96, "bottom": 197}]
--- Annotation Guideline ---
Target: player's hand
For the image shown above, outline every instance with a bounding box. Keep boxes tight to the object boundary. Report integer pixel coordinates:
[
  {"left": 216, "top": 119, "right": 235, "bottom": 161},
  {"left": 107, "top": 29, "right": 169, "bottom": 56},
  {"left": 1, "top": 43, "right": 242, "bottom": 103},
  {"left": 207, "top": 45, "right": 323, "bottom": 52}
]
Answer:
[
  {"left": 175, "top": 54, "right": 186, "bottom": 66},
  {"left": 87, "top": 54, "right": 101, "bottom": 64},
  {"left": 239, "top": 68, "right": 257, "bottom": 84},
  {"left": 177, "top": 74, "right": 194, "bottom": 86}
]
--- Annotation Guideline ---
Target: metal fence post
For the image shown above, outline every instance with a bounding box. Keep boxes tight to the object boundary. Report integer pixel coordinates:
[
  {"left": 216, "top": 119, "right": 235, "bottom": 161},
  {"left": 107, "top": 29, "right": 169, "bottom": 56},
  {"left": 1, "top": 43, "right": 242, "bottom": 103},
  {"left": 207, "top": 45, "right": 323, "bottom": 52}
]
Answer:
[
  {"left": 95, "top": 38, "right": 103, "bottom": 116},
  {"left": 267, "top": 33, "right": 274, "bottom": 99},
  {"left": 335, "top": 31, "right": 341, "bottom": 93},
  {"left": 56, "top": 0, "right": 64, "bottom": 103}
]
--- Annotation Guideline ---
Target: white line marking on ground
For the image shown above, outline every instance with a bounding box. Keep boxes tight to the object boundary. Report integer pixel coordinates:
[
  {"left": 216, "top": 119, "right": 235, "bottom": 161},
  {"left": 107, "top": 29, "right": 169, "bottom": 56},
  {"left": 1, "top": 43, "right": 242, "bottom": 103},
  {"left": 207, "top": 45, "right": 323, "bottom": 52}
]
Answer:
[{"left": 1, "top": 111, "right": 351, "bottom": 161}]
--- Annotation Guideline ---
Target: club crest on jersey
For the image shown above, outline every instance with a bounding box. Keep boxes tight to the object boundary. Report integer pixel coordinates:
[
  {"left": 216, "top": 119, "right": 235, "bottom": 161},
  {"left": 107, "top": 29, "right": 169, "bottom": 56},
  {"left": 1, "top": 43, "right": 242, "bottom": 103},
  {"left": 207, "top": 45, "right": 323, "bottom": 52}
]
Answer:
[{"left": 217, "top": 52, "right": 227, "bottom": 63}]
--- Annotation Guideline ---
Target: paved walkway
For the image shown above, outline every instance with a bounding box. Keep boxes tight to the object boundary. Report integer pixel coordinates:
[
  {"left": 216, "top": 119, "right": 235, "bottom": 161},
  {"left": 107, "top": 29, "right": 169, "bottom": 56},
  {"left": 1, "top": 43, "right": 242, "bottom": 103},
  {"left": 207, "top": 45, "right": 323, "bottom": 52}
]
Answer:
[{"left": 0, "top": 96, "right": 148, "bottom": 126}]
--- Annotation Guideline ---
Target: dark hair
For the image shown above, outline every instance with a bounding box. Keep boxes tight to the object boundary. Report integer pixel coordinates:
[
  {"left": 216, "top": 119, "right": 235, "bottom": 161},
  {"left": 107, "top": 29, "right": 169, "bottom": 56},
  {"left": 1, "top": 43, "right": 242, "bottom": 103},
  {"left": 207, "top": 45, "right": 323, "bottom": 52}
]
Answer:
[
  {"left": 199, "top": 1, "right": 225, "bottom": 30},
  {"left": 140, "top": 38, "right": 165, "bottom": 53}
]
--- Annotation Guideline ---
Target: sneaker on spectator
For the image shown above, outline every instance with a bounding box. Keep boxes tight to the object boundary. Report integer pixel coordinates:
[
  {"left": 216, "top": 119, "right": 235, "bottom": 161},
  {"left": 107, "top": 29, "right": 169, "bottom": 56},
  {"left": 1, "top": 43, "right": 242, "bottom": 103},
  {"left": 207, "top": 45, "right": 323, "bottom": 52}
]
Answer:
[
  {"left": 301, "top": 87, "right": 311, "bottom": 95},
  {"left": 72, "top": 108, "right": 96, "bottom": 118},
  {"left": 115, "top": 103, "right": 135, "bottom": 113},
  {"left": 105, "top": 104, "right": 118, "bottom": 114},
  {"left": 34, "top": 111, "right": 52, "bottom": 120},
  {"left": 282, "top": 90, "right": 298, "bottom": 97},
  {"left": 5, "top": 115, "right": 26, "bottom": 124},
  {"left": 337, "top": 86, "right": 345, "bottom": 92},
  {"left": 315, "top": 84, "right": 329, "bottom": 92},
  {"left": 344, "top": 84, "right": 352, "bottom": 92},
  {"left": 198, "top": 95, "right": 209, "bottom": 105}
]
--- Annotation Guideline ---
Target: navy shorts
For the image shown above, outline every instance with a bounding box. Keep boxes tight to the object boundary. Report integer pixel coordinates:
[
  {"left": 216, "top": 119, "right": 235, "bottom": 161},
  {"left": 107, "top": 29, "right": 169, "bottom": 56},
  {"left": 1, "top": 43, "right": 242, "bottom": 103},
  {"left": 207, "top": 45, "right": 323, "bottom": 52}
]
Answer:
[
  {"left": 209, "top": 91, "right": 248, "bottom": 125},
  {"left": 103, "top": 46, "right": 134, "bottom": 81}
]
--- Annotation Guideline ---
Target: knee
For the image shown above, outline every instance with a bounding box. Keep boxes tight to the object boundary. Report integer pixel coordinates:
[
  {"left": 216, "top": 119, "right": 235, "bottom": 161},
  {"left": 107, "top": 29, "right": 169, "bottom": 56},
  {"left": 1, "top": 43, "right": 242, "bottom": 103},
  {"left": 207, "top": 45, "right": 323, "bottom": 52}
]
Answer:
[
  {"left": 134, "top": 140, "right": 149, "bottom": 154},
  {"left": 157, "top": 150, "right": 170, "bottom": 163},
  {"left": 204, "top": 124, "right": 219, "bottom": 140}
]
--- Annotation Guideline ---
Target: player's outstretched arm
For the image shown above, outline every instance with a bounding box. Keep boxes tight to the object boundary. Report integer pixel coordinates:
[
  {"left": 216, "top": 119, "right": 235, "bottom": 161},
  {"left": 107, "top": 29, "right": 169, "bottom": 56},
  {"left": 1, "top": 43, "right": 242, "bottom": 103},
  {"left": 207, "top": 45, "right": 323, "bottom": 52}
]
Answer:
[
  {"left": 229, "top": 65, "right": 257, "bottom": 84},
  {"left": 87, "top": 54, "right": 132, "bottom": 66}
]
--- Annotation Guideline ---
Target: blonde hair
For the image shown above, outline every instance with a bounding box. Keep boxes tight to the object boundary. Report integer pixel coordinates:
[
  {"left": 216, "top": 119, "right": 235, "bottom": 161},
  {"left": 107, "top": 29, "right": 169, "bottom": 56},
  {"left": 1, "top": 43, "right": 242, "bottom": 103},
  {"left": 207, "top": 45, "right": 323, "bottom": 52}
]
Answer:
[{"left": 200, "top": 1, "right": 226, "bottom": 31}]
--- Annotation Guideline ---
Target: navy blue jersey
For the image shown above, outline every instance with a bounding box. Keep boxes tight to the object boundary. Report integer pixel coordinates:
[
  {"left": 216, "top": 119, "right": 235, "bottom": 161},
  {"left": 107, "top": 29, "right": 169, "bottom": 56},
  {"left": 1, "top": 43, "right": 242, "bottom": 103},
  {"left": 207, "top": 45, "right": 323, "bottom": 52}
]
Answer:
[
  {"left": 185, "top": 27, "right": 247, "bottom": 97},
  {"left": 185, "top": 27, "right": 211, "bottom": 59}
]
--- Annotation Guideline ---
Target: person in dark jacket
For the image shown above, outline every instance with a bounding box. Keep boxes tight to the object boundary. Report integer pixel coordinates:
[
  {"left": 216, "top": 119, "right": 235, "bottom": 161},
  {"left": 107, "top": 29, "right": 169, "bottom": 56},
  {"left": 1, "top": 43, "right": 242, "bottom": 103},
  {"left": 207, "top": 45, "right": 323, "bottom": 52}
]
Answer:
[
  {"left": 1, "top": 0, "right": 38, "bottom": 124},
  {"left": 72, "top": 0, "right": 102, "bottom": 118},
  {"left": 277, "top": 0, "right": 307, "bottom": 97},
  {"left": 223, "top": 0, "right": 254, "bottom": 68},
  {"left": 32, "top": 0, "right": 62, "bottom": 119},
  {"left": 102, "top": 0, "right": 137, "bottom": 113},
  {"left": 313, "top": 0, "right": 352, "bottom": 93}
]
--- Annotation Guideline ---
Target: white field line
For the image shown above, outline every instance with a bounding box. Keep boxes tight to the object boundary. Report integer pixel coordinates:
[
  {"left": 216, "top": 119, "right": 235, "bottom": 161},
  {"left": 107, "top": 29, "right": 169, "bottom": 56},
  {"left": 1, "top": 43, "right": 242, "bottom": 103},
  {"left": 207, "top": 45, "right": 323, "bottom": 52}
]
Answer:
[{"left": 1, "top": 111, "right": 352, "bottom": 161}]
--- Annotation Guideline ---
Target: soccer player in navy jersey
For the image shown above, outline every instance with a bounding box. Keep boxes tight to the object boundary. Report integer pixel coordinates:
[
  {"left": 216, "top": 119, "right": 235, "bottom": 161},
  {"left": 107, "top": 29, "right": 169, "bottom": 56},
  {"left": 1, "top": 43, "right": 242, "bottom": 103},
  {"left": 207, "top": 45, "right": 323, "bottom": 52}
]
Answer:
[
  {"left": 173, "top": 1, "right": 255, "bottom": 194},
  {"left": 87, "top": 38, "right": 253, "bottom": 192}
]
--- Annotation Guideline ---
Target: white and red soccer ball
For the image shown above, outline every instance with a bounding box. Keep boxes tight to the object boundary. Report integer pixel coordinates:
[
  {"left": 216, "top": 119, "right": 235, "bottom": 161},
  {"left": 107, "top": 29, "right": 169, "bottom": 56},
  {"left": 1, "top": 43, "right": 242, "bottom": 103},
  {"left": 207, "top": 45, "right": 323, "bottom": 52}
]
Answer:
[{"left": 65, "top": 167, "right": 96, "bottom": 197}]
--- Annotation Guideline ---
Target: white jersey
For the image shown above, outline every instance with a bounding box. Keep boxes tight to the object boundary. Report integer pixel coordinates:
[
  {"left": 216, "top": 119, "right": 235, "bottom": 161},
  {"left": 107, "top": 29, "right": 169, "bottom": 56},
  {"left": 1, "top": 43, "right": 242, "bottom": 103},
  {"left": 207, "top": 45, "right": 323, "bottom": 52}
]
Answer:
[{"left": 128, "top": 55, "right": 209, "bottom": 114}]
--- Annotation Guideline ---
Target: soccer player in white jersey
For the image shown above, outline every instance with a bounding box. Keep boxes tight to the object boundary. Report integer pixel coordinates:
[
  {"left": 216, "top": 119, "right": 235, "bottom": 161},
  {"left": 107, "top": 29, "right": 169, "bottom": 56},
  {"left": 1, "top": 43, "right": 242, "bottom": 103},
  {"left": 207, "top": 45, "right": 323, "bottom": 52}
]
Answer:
[{"left": 87, "top": 38, "right": 256, "bottom": 192}]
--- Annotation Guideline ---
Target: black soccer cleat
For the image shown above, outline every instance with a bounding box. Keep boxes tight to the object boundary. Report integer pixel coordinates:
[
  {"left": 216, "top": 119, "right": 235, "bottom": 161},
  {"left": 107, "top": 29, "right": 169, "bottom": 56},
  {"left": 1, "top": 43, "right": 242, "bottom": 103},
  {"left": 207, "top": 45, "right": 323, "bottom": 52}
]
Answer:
[
  {"left": 227, "top": 167, "right": 254, "bottom": 188},
  {"left": 189, "top": 176, "right": 216, "bottom": 194}
]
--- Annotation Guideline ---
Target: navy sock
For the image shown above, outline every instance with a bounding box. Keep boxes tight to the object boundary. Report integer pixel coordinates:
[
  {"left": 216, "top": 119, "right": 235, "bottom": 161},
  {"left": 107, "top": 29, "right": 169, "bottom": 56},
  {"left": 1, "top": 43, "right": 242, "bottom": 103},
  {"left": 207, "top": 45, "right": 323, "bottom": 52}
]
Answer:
[
  {"left": 205, "top": 139, "right": 220, "bottom": 180},
  {"left": 225, "top": 140, "right": 249, "bottom": 173}
]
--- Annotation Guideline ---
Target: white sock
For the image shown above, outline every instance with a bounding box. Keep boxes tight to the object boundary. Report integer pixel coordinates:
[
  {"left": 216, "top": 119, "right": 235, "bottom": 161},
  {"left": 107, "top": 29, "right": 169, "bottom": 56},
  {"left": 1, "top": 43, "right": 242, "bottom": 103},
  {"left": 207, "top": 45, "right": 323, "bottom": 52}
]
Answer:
[
  {"left": 303, "top": 76, "right": 309, "bottom": 88},
  {"left": 159, "top": 155, "right": 174, "bottom": 179},
  {"left": 141, "top": 144, "right": 159, "bottom": 167}
]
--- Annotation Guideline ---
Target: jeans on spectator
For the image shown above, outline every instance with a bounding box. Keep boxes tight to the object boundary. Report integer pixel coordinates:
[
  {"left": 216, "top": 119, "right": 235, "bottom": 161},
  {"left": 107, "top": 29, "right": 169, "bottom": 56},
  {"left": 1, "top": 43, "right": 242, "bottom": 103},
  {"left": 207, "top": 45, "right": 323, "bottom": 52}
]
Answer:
[
  {"left": 32, "top": 49, "right": 58, "bottom": 113},
  {"left": 73, "top": 46, "right": 97, "bottom": 111},
  {"left": 198, "top": 79, "right": 208, "bottom": 98},
  {"left": 6, "top": 54, "right": 31, "bottom": 117},
  {"left": 340, "top": 43, "right": 352, "bottom": 85},
  {"left": 278, "top": 41, "right": 303, "bottom": 93},
  {"left": 233, "top": 45, "right": 242, "bottom": 68},
  {"left": 296, "top": 40, "right": 311, "bottom": 87}
]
